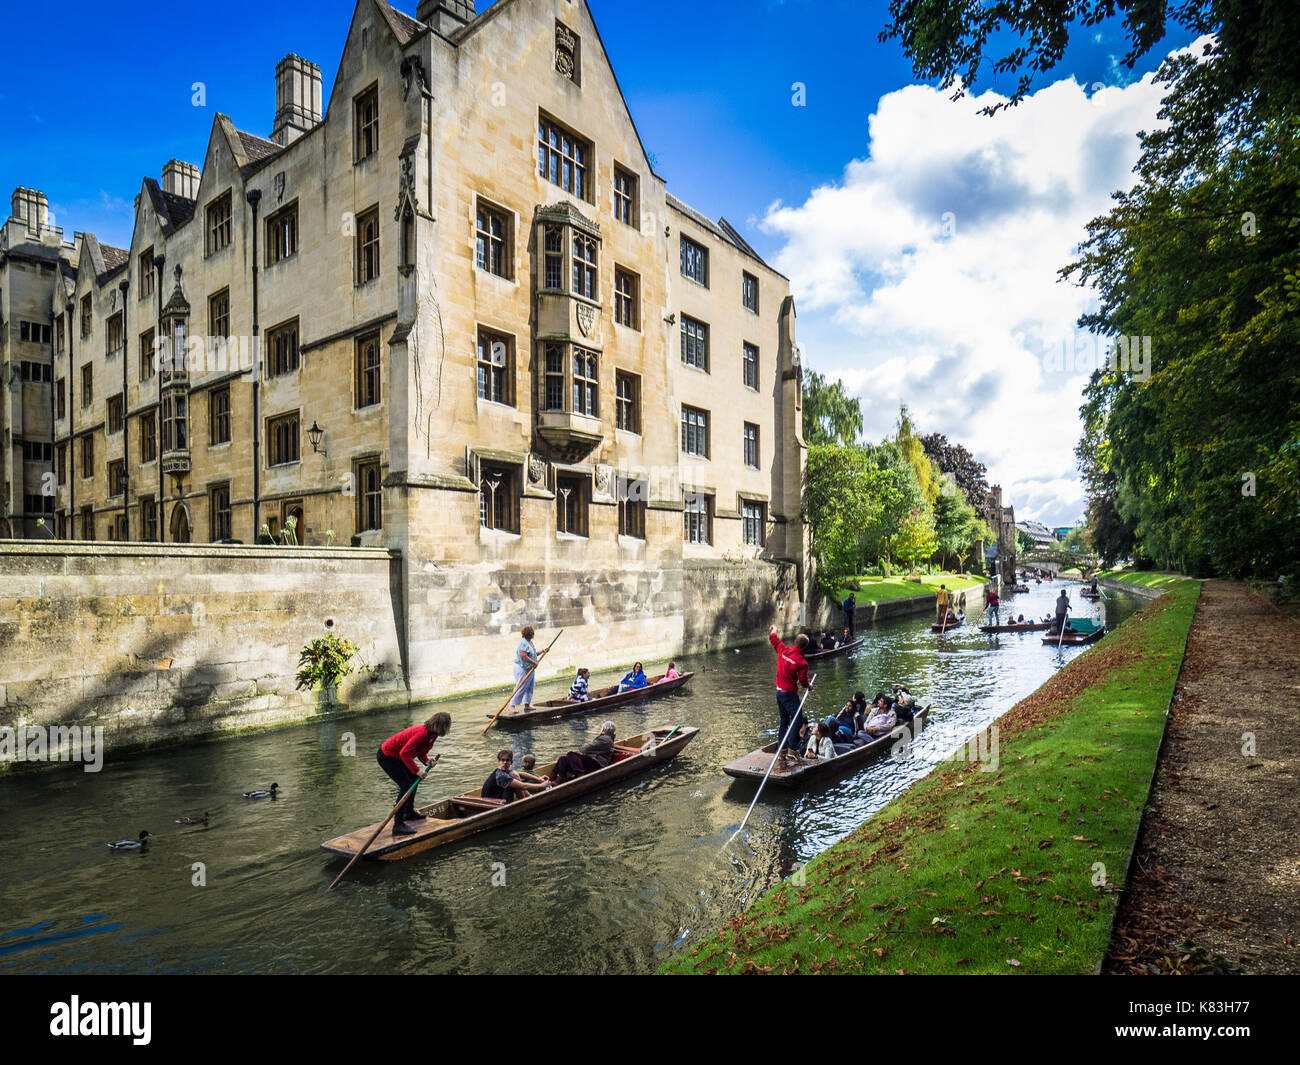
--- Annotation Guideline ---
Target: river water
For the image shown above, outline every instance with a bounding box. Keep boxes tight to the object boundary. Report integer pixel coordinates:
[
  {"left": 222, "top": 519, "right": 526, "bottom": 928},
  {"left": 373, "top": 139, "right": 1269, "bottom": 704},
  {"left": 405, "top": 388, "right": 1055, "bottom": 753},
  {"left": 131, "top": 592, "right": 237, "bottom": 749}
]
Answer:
[{"left": 0, "top": 583, "right": 1142, "bottom": 974}]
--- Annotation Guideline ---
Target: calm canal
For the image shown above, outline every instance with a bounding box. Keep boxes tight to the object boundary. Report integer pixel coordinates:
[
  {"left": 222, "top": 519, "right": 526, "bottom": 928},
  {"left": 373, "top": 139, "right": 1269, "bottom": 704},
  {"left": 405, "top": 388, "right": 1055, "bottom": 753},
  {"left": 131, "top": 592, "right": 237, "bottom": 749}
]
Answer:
[{"left": 0, "top": 583, "right": 1144, "bottom": 974}]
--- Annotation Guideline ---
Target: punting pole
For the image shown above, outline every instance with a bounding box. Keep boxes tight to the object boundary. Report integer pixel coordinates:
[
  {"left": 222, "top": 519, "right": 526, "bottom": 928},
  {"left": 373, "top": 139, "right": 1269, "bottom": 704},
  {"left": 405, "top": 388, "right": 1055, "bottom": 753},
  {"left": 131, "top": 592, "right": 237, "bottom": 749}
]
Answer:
[
  {"left": 481, "top": 628, "right": 565, "bottom": 736},
  {"left": 644, "top": 724, "right": 680, "bottom": 752},
  {"left": 326, "top": 754, "right": 440, "bottom": 892},
  {"left": 727, "top": 673, "right": 818, "bottom": 845}
]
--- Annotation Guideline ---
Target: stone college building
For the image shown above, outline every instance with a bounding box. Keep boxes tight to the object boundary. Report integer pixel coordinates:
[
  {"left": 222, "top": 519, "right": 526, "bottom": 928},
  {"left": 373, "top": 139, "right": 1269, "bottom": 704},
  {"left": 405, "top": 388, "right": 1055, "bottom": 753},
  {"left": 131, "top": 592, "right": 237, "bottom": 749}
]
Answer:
[{"left": 0, "top": 0, "right": 807, "bottom": 734}]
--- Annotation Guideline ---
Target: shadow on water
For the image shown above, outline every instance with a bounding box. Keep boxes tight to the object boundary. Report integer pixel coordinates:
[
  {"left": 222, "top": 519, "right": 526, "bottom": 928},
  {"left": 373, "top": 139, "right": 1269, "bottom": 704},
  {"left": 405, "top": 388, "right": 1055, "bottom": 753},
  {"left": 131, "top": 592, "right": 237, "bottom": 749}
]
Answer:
[{"left": 0, "top": 582, "right": 1139, "bottom": 974}]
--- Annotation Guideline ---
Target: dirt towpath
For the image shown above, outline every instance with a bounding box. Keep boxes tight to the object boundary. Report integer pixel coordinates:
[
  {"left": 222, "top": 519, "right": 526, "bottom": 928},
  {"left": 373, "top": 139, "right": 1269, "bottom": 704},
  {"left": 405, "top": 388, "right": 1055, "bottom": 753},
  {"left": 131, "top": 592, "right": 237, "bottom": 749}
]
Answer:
[{"left": 1106, "top": 580, "right": 1299, "bottom": 974}]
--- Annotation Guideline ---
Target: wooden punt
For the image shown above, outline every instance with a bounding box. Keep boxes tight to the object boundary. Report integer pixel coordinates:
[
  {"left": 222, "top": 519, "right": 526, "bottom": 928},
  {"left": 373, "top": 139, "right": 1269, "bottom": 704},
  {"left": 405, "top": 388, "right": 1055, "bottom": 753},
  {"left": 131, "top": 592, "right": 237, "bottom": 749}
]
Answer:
[
  {"left": 1079, "top": 589, "right": 1101, "bottom": 599},
  {"left": 931, "top": 614, "right": 964, "bottom": 632},
  {"left": 321, "top": 726, "right": 698, "bottom": 862},
  {"left": 980, "top": 621, "right": 1053, "bottom": 633},
  {"left": 1042, "top": 619, "right": 1105, "bottom": 646},
  {"left": 489, "top": 671, "right": 693, "bottom": 725},
  {"left": 1009, "top": 584, "right": 1031, "bottom": 593},
  {"left": 804, "top": 637, "right": 864, "bottom": 660},
  {"left": 723, "top": 707, "right": 930, "bottom": 787}
]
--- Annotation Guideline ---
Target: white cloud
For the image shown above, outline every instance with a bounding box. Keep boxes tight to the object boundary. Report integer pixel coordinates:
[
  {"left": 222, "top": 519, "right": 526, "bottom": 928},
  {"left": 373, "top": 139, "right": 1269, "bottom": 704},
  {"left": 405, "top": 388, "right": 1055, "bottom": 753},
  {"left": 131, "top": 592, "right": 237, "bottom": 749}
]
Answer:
[{"left": 762, "top": 66, "right": 1174, "bottom": 527}]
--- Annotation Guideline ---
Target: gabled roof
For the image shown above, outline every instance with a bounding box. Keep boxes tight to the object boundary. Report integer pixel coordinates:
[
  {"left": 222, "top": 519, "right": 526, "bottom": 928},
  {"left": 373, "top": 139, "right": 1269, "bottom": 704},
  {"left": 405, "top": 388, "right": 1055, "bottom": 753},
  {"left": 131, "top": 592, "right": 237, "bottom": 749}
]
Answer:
[
  {"left": 163, "top": 191, "right": 196, "bottom": 228},
  {"left": 667, "top": 193, "right": 784, "bottom": 278},
  {"left": 377, "top": 0, "right": 424, "bottom": 44},
  {"left": 718, "top": 218, "right": 762, "bottom": 261},
  {"left": 143, "top": 178, "right": 197, "bottom": 236},
  {"left": 75, "top": 232, "right": 129, "bottom": 285},
  {"left": 99, "top": 243, "right": 129, "bottom": 279},
  {"left": 449, "top": 0, "right": 662, "bottom": 181},
  {"left": 236, "top": 128, "right": 283, "bottom": 176}
]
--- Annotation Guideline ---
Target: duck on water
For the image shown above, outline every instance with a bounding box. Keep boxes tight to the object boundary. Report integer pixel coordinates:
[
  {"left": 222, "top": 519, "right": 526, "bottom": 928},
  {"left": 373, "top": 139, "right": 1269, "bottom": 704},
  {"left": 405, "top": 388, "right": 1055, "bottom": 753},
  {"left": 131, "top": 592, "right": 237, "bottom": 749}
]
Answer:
[{"left": 107, "top": 831, "right": 151, "bottom": 850}]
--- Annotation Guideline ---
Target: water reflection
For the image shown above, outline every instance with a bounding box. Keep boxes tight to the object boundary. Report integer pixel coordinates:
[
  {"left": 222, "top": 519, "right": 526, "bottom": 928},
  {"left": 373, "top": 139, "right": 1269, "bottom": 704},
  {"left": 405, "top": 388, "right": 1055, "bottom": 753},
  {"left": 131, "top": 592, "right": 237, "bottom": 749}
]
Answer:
[{"left": 0, "top": 583, "right": 1136, "bottom": 974}]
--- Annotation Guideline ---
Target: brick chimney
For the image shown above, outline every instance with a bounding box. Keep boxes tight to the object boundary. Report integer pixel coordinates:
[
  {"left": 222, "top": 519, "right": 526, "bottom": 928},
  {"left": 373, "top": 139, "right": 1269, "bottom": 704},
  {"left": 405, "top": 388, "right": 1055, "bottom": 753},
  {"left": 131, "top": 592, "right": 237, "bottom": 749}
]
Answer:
[
  {"left": 272, "top": 54, "right": 323, "bottom": 146},
  {"left": 417, "top": 0, "right": 475, "bottom": 34},
  {"left": 162, "top": 160, "right": 200, "bottom": 200}
]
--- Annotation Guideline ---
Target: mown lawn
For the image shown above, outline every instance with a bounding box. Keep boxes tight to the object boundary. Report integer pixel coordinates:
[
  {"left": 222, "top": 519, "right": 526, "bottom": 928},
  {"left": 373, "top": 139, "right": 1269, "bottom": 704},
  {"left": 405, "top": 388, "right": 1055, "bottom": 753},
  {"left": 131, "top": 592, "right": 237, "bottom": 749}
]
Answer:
[
  {"left": 1096, "top": 570, "right": 1188, "bottom": 589},
  {"left": 663, "top": 578, "right": 1201, "bottom": 975},
  {"left": 834, "top": 572, "right": 985, "bottom": 604}
]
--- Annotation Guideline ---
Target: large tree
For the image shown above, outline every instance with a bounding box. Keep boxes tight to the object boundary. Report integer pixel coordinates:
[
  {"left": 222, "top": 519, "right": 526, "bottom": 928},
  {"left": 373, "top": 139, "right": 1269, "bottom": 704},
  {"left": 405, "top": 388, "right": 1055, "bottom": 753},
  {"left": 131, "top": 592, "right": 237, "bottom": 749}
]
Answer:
[
  {"left": 803, "top": 370, "right": 864, "bottom": 446},
  {"left": 878, "top": 0, "right": 1300, "bottom": 126},
  {"left": 1064, "top": 50, "right": 1300, "bottom": 577},
  {"left": 933, "top": 487, "right": 993, "bottom": 571},
  {"left": 883, "top": 0, "right": 1300, "bottom": 578},
  {"left": 892, "top": 405, "right": 943, "bottom": 506},
  {"left": 859, "top": 440, "right": 929, "bottom": 574},
  {"left": 803, "top": 444, "right": 894, "bottom": 589},
  {"left": 922, "top": 432, "right": 992, "bottom": 513}
]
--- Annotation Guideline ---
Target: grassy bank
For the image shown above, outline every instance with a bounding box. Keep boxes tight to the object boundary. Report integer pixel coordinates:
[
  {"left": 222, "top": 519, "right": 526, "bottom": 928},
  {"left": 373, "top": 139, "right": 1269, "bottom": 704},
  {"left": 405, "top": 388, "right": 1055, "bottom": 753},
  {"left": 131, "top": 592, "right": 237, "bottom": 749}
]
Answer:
[
  {"left": 1095, "top": 570, "right": 1187, "bottom": 590},
  {"left": 664, "top": 576, "right": 1201, "bottom": 974},
  {"left": 835, "top": 572, "right": 984, "bottom": 604}
]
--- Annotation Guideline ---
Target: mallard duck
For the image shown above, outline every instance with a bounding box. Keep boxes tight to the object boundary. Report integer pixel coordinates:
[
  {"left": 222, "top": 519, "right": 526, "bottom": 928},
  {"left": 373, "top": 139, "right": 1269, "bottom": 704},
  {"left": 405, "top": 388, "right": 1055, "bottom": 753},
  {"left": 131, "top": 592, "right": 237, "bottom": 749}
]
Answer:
[
  {"left": 175, "top": 812, "right": 209, "bottom": 825},
  {"left": 107, "top": 830, "right": 151, "bottom": 850},
  {"left": 242, "top": 783, "right": 278, "bottom": 799}
]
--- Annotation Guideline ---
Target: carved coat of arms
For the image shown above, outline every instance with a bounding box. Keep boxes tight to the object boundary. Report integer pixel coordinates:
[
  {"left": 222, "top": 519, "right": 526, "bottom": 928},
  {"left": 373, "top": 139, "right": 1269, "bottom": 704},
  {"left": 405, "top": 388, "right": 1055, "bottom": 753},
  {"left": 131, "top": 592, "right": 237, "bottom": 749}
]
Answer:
[{"left": 528, "top": 454, "right": 547, "bottom": 484}]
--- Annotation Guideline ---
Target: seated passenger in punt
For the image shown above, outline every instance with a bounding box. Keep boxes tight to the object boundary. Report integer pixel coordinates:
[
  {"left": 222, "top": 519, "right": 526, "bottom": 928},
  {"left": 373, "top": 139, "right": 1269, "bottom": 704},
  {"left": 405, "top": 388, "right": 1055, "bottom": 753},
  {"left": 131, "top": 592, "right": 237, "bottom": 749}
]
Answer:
[
  {"left": 619, "top": 663, "right": 648, "bottom": 691},
  {"left": 553, "top": 721, "right": 619, "bottom": 783},
  {"left": 840, "top": 627, "right": 853, "bottom": 646},
  {"left": 481, "top": 749, "right": 552, "bottom": 802},
  {"left": 834, "top": 700, "right": 858, "bottom": 739},
  {"left": 661, "top": 661, "right": 681, "bottom": 681},
  {"left": 819, "top": 630, "right": 837, "bottom": 650},
  {"left": 891, "top": 685, "right": 917, "bottom": 722},
  {"left": 516, "top": 758, "right": 549, "bottom": 785},
  {"left": 567, "top": 667, "right": 592, "bottom": 702},
  {"left": 854, "top": 694, "right": 898, "bottom": 742},
  {"left": 803, "top": 720, "right": 837, "bottom": 760}
]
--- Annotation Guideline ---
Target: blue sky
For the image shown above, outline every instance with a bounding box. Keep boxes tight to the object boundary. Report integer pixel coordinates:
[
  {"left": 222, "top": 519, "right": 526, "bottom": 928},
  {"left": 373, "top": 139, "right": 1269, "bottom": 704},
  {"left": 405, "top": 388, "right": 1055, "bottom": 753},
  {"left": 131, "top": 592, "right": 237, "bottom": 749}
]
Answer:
[{"left": 0, "top": 0, "right": 1193, "bottom": 525}]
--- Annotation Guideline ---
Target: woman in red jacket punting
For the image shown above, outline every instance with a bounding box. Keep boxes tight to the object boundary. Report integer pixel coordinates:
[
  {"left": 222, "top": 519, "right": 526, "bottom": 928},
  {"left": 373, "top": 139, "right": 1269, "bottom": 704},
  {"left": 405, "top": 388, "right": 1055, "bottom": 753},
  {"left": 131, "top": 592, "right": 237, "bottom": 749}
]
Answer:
[{"left": 377, "top": 712, "right": 451, "bottom": 835}]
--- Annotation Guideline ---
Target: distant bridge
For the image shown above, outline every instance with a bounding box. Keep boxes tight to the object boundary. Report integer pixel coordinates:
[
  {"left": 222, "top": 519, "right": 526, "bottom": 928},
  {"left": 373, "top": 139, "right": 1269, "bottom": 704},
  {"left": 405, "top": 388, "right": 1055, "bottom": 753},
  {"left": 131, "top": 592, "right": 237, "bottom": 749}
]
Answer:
[{"left": 1019, "top": 546, "right": 1100, "bottom": 576}]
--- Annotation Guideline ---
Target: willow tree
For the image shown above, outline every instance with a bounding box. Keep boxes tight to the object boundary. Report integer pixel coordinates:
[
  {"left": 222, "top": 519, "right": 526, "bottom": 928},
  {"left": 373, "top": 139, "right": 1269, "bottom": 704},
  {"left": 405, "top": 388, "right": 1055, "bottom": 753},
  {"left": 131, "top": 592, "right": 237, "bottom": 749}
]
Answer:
[{"left": 803, "top": 370, "right": 864, "bottom": 446}]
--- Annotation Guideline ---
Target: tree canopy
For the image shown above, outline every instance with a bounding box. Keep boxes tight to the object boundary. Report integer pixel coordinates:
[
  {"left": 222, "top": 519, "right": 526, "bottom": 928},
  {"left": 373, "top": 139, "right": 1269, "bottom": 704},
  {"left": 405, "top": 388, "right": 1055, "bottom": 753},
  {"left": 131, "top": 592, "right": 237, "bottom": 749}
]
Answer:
[
  {"left": 802, "top": 370, "right": 864, "bottom": 446},
  {"left": 922, "top": 432, "right": 992, "bottom": 514},
  {"left": 803, "top": 416, "right": 998, "bottom": 589},
  {"left": 1064, "top": 48, "right": 1299, "bottom": 577},
  {"left": 892, "top": 406, "right": 943, "bottom": 506},
  {"left": 883, "top": 0, "right": 1300, "bottom": 578},
  {"left": 878, "top": 0, "right": 1300, "bottom": 125},
  {"left": 803, "top": 444, "right": 907, "bottom": 588}
]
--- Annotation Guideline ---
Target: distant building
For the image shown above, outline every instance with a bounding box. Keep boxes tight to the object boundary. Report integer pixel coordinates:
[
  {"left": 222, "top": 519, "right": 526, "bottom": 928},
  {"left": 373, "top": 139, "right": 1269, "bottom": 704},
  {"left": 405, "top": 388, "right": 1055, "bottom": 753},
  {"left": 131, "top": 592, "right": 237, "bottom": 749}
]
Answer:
[
  {"left": 0, "top": 189, "right": 79, "bottom": 537},
  {"left": 987, "top": 484, "right": 1017, "bottom": 582},
  {"left": 1016, "top": 520, "right": 1055, "bottom": 548},
  {"left": 1052, "top": 526, "right": 1073, "bottom": 541}
]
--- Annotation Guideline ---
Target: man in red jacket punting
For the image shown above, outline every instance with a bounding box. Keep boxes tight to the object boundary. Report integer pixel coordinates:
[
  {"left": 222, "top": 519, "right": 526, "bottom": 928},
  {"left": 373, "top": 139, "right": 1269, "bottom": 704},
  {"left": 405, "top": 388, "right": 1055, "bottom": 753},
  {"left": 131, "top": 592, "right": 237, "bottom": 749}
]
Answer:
[{"left": 769, "top": 625, "right": 811, "bottom": 762}]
